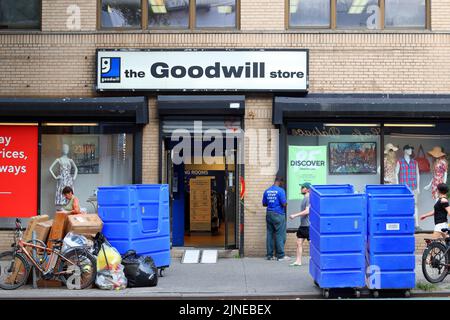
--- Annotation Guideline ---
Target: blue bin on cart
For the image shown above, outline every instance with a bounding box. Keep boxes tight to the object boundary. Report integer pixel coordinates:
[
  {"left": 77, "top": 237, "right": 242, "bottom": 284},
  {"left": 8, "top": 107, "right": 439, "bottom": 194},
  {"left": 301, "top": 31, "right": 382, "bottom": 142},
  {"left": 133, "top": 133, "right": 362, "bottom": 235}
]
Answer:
[
  {"left": 309, "top": 185, "right": 366, "bottom": 290},
  {"left": 365, "top": 185, "right": 415, "bottom": 290},
  {"left": 97, "top": 184, "right": 171, "bottom": 270}
]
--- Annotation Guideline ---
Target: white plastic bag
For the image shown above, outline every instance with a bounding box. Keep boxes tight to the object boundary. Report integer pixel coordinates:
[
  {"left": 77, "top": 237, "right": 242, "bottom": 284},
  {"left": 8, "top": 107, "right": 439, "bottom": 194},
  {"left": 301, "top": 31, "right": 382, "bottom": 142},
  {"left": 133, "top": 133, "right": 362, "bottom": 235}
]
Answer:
[
  {"left": 95, "top": 264, "right": 128, "bottom": 290},
  {"left": 62, "top": 232, "right": 89, "bottom": 253}
]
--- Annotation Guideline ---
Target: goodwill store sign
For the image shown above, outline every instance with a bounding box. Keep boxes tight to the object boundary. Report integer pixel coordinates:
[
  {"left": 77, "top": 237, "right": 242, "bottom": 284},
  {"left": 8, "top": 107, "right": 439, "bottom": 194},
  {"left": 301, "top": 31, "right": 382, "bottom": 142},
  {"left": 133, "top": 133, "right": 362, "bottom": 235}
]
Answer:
[{"left": 96, "top": 49, "right": 308, "bottom": 91}]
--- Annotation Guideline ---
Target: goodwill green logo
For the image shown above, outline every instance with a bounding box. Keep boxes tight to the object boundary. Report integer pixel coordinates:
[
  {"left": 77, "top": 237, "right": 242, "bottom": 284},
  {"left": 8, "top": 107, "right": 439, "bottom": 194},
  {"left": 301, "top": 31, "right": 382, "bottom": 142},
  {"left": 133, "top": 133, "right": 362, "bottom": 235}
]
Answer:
[{"left": 288, "top": 146, "right": 327, "bottom": 200}]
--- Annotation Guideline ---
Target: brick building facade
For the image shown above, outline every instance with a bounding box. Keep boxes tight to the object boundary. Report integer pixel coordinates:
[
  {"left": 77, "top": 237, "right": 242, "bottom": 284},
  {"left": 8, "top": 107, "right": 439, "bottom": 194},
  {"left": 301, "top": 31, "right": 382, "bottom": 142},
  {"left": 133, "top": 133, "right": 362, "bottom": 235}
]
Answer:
[{"left": 1, "top": 0, "right": 450, "bottom": 256}]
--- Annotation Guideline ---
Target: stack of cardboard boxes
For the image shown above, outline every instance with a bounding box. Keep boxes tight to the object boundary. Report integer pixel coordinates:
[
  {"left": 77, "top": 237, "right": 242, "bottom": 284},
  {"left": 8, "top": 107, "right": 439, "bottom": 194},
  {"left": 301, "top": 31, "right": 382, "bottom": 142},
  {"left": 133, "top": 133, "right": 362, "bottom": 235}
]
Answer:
[{"left": 30, "top": 213, "right": 103, "bottom": 248}]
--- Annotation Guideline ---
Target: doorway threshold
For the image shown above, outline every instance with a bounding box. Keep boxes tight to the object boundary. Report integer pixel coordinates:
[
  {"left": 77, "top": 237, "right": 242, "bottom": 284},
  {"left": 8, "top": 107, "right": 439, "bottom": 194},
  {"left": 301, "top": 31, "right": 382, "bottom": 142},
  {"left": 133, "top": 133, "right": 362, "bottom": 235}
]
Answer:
[{"left": 172, "top": 247, "right": 239, "bottom": 259}]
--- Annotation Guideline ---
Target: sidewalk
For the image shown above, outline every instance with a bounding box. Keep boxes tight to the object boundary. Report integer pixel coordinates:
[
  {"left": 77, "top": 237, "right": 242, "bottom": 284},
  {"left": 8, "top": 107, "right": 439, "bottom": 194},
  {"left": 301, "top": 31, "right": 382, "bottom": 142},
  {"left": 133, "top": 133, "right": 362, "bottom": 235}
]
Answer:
[{"left": 0, "top": 256, "right": 449, "bottom": 299}]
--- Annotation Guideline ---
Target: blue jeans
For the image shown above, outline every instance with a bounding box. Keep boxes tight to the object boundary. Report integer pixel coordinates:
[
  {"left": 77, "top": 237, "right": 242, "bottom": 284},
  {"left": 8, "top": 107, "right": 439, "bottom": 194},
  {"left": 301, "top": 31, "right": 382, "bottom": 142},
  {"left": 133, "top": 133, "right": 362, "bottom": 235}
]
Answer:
[{"left": 266, "top": 211, "right": 286, "bottom": 259}]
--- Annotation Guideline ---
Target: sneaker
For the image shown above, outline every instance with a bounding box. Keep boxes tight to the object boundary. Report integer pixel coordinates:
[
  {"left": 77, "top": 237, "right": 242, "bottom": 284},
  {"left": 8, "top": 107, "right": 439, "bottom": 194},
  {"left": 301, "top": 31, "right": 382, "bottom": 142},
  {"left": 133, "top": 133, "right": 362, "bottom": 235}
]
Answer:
[
  {"left": 266, "top": 256, "right": 275, "bottom": 261},
  {"left": 277, "top": 256, "right": 291, "bottom": 262}
]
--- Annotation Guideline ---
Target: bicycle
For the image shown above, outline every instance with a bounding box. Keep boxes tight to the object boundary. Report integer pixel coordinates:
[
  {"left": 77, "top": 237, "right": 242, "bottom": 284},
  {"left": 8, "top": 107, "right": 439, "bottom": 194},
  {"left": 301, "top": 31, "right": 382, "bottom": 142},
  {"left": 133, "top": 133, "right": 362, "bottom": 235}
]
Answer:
[
  {"left": 422, "top": 228, "right": 450, "bottom": 283},
  {"left": 0, "top": 218, "right": 97, "bottom": 290}
]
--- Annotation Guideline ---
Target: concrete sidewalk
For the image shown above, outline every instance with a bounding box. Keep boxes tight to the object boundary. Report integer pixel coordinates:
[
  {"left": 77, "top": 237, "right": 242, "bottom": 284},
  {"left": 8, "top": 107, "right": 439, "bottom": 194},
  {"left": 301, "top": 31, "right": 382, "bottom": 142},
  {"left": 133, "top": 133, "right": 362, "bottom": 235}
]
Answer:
[{"left": 0, "top": 256, "right": 449, "bottom": 299}]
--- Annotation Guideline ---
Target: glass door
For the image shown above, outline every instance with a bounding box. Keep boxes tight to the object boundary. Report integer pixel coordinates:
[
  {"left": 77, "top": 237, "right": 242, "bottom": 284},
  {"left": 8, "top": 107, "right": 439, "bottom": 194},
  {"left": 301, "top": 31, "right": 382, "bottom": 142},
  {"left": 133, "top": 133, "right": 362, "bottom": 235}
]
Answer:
[{"left": 224, "top": 141, "right": 237, "bottom": 249}]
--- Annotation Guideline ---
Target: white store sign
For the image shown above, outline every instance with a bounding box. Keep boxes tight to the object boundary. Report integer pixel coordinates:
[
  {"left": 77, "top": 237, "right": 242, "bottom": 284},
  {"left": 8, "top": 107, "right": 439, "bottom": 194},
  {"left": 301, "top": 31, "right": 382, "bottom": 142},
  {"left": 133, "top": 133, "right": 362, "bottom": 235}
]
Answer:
[{"left": 96, "top": 50, "right": 308, "bottom": 91}]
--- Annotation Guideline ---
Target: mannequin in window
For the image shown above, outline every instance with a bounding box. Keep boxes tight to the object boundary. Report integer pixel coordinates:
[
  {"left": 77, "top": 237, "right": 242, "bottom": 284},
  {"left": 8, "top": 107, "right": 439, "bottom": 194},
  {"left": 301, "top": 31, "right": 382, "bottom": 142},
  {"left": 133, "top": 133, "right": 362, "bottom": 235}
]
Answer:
[
  {"left": 49, "top": 144, "right": 78, "bottom": 208},
  {"left": 424, "top": 146, "right": 448, "bottom": 200},
  {"left": 384, "top": 143, "right": 399, "bottom": 184},
  {"left": 395, "top": 144, "right": 420, "bottom": 230}
]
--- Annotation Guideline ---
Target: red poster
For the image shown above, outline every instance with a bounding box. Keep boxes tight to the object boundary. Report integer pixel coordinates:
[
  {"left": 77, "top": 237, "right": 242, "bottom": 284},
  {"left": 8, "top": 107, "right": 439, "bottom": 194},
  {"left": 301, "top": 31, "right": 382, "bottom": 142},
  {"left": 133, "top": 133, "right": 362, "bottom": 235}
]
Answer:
[{"left": 0, "top": 125, "right": 38, "bottom": 217}]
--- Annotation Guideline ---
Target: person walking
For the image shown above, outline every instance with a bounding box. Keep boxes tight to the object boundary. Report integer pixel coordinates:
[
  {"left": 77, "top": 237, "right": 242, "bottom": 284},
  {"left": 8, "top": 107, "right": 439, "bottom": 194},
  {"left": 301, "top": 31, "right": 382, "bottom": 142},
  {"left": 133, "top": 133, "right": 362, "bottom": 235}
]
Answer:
[
  {"left": 289, "top": 182, "right": 311, "bottom": 266},
  {"left": 262, "top": 176, "right": 290, "bottom": 261},
  {"left": 420, "top": 183, "right": 450, "bottom": 239}
]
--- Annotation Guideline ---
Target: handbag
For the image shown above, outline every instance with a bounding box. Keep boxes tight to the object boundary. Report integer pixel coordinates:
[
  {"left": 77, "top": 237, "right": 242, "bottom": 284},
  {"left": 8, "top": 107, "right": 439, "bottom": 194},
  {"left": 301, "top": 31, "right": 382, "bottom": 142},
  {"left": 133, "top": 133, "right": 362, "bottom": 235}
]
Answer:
[{"left": 416, "top": 144, "right": 431, "bottom": 173}]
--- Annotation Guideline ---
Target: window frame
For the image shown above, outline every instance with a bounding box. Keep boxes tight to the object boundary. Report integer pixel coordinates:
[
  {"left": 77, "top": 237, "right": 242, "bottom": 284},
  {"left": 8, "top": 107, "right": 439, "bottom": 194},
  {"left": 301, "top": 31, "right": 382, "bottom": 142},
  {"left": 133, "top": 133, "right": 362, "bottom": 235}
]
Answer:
[
  {"left": 0, "top": 0, "right": 42, "bottom": 31},
  {"left": 286, "top": 0, "right": 431, "bottom": 30},
  {"left": 98, "top": 0, "right": 240, "bottom": 31}
]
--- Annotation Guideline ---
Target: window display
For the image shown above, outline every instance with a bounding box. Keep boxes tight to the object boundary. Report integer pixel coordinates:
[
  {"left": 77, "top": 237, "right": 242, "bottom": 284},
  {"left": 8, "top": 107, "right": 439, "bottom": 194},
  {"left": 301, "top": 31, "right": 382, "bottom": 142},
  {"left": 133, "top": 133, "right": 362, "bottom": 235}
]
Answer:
[
  {"left": 49, "top": 144, "right": 78, "bottom": 208},
  {"left": 384, "top": 122, "right": 450, "bottom": 231},
  {"left": 383, "top": 143, "right": 398, "bottom": 184},
  {"left": 286, "top": 123, "right": 381, "bottom": 230},
  {"left": 286, "top": 122, "right": 450, "bottom": 232},
  {"left": 395, "top": 144, "right": 420, "bottom": 229},
  {"left": 40, "top": 127, "right": 134, "bottom": 217},
  {"left": 424, "top": 146, "right": 448, "bottom": 200}
]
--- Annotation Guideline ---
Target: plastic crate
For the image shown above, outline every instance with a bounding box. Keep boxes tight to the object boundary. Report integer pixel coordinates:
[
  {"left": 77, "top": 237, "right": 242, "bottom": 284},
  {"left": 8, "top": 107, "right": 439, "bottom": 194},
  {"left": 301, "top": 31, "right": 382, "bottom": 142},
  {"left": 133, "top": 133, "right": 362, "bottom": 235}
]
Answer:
[
  {"left": 98, "top": 184, "right": 171, "bottom": 269},
  {"left": 309, "top": 185, "right": 366, "bottom": 289},
  {"left": 365, "top": 185, "right": 415, "bottom": 290}
]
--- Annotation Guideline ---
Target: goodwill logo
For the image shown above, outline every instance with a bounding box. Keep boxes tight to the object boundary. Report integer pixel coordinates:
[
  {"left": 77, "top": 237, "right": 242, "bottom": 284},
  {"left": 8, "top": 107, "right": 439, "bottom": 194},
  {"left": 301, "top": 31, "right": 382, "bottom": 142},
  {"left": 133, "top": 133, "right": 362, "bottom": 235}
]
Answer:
[{"left": 100, "top": 57, "right": 121, "bottom": 83}]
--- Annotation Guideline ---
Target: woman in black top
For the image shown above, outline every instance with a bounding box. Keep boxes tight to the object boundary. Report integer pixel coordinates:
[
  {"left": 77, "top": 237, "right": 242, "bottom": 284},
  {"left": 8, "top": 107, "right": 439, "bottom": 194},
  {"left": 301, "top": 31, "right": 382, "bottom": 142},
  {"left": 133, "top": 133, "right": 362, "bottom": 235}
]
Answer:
[{"left": 420, "top": 183, "right": 450, "bottom": 239}]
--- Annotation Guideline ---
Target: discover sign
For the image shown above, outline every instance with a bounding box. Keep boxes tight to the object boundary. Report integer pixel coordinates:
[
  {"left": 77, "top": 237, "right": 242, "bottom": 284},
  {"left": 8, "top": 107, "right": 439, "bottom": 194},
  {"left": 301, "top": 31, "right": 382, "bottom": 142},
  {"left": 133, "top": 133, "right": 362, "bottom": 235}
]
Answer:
[{"left": 96, "top": 49, "right": 308, "bottom": 92}]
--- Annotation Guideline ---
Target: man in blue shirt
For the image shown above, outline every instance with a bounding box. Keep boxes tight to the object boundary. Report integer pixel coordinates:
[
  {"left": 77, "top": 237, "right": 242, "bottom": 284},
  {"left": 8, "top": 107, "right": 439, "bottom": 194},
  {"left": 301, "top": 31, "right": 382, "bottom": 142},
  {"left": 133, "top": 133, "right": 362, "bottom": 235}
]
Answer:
[{"left": 262, "top": 176, "right": 290, "bottom": 261}]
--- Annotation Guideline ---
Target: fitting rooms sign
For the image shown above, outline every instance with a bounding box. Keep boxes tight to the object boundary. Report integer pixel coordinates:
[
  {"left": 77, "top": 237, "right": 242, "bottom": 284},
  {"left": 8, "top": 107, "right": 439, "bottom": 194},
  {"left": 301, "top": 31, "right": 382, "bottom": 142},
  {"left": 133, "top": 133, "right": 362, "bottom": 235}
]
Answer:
[{"left": 97, "top": 49, "right": 308, "bottom": 91}]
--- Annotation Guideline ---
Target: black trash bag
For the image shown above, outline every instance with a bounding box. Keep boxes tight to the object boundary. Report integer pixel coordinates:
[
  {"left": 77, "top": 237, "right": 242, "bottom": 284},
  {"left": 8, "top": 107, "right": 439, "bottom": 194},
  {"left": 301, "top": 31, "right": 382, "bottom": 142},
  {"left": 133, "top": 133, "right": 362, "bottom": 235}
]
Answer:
[
  {"left": 121, "top": 250, "right": 158, "bottom": 288},
  {"left": 93, "top": 232, "right": 108, "bottom": 256}
]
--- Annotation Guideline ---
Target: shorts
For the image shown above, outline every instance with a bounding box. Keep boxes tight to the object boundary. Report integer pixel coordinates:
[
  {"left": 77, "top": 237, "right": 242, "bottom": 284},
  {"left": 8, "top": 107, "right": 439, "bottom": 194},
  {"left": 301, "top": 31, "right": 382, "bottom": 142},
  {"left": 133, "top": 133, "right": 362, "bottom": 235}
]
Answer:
[
  {"left": 434, "top": 222, "right": 449, "bottom": 233},
  {"left": 296, "top": 226, "right": 310, "bottom": 240}
]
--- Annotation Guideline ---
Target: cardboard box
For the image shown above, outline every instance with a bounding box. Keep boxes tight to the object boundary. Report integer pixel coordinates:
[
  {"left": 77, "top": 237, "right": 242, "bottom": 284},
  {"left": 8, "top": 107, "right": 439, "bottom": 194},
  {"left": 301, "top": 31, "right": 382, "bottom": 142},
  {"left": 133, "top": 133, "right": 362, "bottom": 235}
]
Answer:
[
  {"left": 66, "top": 214, "right": 103, "bottom": 238},
  {"left": 37, "top": 279, "right": 63, "bottom": 288},
  {"left": 34, "top": 219, "right": 53, "bottom": 243},
  {"left": 7, "top": 215, "right": 49, "bottom": 284},
  {"left": 47, "top": 212, "right": 68, "bottom": 249}
]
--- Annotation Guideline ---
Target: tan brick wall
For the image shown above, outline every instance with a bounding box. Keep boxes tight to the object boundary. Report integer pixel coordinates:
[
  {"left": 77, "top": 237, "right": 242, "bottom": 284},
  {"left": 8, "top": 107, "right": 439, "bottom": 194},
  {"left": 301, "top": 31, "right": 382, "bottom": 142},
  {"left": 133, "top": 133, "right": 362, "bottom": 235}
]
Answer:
[
  {"left": 142, "top": 98, "right": 159, "bottom": 184},
  {"left": 42, "top": 0, "right": 97, "bottom": 32},
  {"left": 431, "top": 0, "right": 450, "bottom": 32},
  {"left": 243, "top": 95, "right": 276, "bottom": 256},
  {"left": 1, "top": 33, "right": 450, "bottom": 96},
  {"left": 240, "top": 0, "right": 285, "bottom": 31}
]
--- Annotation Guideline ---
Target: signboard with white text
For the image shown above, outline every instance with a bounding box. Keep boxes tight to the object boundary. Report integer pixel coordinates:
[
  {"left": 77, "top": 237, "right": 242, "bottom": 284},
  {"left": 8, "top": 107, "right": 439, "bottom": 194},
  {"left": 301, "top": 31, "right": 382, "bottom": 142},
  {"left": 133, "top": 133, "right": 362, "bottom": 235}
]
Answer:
[{"left": 96, "top": 49, "right": 308, "bottom": 91}]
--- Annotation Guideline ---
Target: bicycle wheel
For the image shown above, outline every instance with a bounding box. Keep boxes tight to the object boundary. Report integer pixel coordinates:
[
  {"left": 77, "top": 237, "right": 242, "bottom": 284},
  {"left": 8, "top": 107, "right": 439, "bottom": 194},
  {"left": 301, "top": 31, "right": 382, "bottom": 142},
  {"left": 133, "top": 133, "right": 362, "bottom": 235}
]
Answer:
[
  {"left": 58, "top": 248, "right": 96, "bottom": 289},
  {"left": 0, "top": 252, "right": 31, "bottom": 290},
  {"left": 422, "top": 241, "right": 449, "bottom": 283}
]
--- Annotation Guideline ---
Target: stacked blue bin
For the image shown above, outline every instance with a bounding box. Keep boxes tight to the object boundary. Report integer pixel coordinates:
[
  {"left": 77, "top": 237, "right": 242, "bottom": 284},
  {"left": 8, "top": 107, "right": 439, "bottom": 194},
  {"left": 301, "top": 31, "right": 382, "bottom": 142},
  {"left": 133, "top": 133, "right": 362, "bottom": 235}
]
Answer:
[
  {"left": 97, "top": 184, "right": 171, "bottom": 270},
  {"left": 365, "top": 185, "right": 415, "bottom": 291},
  {"left": 309, "top": 185, "right": 366, "bottom": 289}
]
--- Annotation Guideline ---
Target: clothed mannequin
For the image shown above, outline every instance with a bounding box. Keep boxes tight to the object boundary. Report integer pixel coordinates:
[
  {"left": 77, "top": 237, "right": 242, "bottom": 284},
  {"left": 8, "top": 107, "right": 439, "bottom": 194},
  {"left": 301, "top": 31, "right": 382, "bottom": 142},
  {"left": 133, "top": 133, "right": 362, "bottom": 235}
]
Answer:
[
  {"left": 395, "top": 145, "right": 420, "bottom": 230},
  {"left": 384, "top": 143, "right": 399, "bottom": 184},
  {"left": 49, "top": 144, "right": 78, "bottom": 207},
  {"left": 424, "top": 146, "right": 448, "bottom": 200}
]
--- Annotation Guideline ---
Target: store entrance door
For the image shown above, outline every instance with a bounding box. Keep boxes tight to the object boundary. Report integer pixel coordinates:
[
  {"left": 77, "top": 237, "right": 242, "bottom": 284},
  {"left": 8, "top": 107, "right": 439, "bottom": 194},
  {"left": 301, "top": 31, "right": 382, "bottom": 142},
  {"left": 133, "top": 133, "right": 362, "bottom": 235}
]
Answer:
[
  {"left": 224, "top": 144, "right": 237, "bottom": 249},
  {"left": 161, "top": 119, "right": 241, "bottom": 249}
]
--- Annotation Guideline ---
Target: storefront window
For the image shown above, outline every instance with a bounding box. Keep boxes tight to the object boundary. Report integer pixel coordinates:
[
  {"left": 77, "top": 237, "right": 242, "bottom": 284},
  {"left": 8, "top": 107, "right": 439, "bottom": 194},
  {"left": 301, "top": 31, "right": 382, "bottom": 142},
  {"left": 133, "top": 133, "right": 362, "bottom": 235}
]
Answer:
[
  {"left": 289, "top": 0, "right": 330, "bottom": 28},
  {"left": 195, "top": 0, "right": 237, "bottom": 28},
  {"left": 286, "top": 121, "right": 449, "bottom": 232},
  {"left": 148, "top": 0, "right": 189, "bottom": 28},
  {"left": 0, "top": 0, "right": 41, "bottom": 29},
  {"left": 40, "top": 126, "right": 134, "bottom": 218},
  {"left": 286, "top": 123, "right": 381, "bottom": 230},
  {"left": 101, "top": 0, "right": 142, "bottom": 28},
  {"left": 385, "top": 0, "right": 426, "bottom": 28},
  {"left": 384, "top": 123, "right": 450, "bottom": 232},
  {"left": 336, "top": 0, "right": 378, "bottom": 29}
]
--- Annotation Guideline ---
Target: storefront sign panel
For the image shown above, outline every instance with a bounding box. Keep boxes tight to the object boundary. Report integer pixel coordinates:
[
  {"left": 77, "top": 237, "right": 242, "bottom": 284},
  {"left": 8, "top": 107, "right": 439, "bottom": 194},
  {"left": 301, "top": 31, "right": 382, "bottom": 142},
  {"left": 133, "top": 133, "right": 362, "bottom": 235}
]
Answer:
[
  {"left": 0, "top": 125, "right": 38, "bottom": 217},
  {"left": 97, "top": 50, "right": 308, "bottom": 91},
  {"left": 288, "top": 146, "right": 327, "bottom": 200}
]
